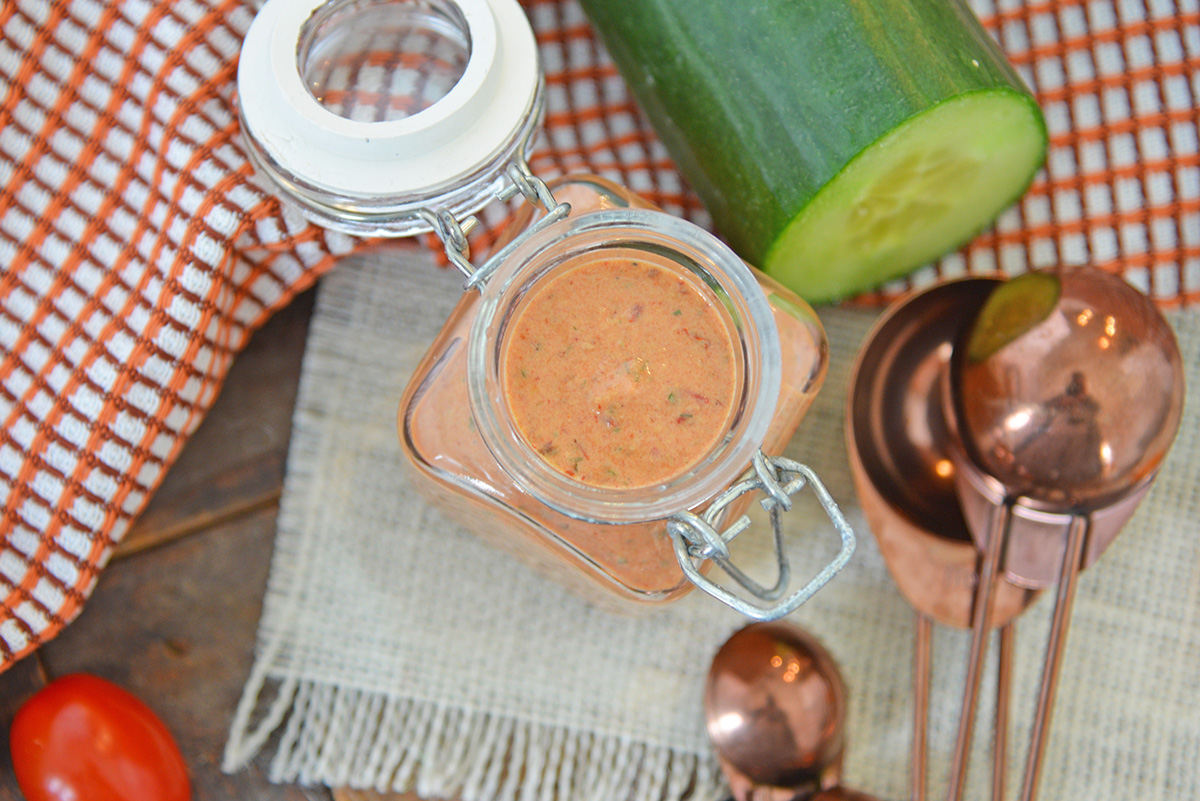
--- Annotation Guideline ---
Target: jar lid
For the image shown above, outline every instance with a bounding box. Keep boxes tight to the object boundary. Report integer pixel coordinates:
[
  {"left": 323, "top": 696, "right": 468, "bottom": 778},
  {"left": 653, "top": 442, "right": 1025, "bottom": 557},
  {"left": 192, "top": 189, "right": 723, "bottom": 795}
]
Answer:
[{"left": 237, "top": 0, "right": 542, "bottom": 235}]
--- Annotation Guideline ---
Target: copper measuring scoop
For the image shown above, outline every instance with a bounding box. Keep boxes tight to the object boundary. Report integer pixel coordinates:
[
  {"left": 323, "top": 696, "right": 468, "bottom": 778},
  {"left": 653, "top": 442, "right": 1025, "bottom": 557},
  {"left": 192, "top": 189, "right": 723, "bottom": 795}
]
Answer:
[
  {"left": 847, "top": 268, "right": 1184, "bottom": 801},
  {"left": 940, "top": 266, "right": 1185, "bottom": 801},
  {"left": 846, "top": 277, "right": 1040, "bottom": 801},
  {"left": 704, "top": 621, "right": 883, "bottom": 801}
]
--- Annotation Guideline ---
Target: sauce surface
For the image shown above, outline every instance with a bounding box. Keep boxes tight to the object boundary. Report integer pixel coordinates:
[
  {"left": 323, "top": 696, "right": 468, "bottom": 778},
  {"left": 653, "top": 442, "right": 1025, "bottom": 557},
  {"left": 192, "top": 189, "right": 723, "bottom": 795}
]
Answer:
[{"left": 504, "top": 255, "right": 738, "bottom": 488}]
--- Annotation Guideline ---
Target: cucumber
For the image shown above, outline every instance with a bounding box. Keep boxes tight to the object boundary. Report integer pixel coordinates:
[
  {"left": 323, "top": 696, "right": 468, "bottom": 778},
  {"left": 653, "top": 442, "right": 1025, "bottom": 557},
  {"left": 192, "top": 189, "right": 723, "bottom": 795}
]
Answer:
[{"left": 577, "top": 0, "right": 1047, "bottom": 304}]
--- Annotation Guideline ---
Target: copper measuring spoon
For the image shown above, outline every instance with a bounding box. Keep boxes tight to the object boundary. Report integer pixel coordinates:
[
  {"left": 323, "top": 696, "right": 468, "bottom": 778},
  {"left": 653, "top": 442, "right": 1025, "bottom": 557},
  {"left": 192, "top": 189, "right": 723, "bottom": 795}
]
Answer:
[
  {"left": 846, "top": 277, "right": 1039, "bottom": 801},
  {"left": 942, "top": 267, "right": 1185, "bottom": 801},
  {"left": 704, "top": 621, "right": 883, "bottom": 801}
]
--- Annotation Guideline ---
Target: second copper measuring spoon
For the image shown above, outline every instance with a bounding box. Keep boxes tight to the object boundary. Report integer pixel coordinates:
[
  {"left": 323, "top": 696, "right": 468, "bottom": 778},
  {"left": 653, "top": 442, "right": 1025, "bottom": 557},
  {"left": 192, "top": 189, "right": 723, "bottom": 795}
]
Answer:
[
  {"left": 941, "top": 267, "right": 1184, "bottom": 801},
  {"left": 848, "top": 268, "right": 1184, "bottom": 801},
  {"left": 846, "top": 277, "right": 1038, "bottom": 801}
]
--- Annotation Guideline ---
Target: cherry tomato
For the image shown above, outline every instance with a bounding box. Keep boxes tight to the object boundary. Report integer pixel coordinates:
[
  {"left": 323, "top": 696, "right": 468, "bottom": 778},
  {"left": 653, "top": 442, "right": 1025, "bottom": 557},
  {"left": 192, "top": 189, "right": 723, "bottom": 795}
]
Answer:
[{"left": 9, "top": 673, "right": 191, "bottom": 801}]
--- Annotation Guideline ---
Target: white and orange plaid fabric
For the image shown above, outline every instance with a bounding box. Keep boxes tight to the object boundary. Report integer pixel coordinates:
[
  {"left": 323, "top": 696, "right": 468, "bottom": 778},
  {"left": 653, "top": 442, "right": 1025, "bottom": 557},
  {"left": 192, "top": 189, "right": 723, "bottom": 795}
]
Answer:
[{"left": 1, "top": 0, "right": 1198, "bottom": 672}]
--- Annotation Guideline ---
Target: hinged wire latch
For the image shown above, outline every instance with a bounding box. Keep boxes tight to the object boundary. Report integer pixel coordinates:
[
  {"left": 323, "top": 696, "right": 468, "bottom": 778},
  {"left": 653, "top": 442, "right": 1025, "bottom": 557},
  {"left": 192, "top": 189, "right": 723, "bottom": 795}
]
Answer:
[
  {"left": 667, "top": 452, "right": 856, "bottom": 621},
  {"left": 418, "top": 157, "right": 571, "bottom": 292}
]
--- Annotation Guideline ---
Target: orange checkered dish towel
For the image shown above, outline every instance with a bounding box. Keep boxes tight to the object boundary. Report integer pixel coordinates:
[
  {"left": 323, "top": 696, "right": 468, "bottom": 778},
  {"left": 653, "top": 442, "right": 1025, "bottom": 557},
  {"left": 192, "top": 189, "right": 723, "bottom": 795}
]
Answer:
[{"left": 1, "top": 0, "right": 1198, "bottom": 672}]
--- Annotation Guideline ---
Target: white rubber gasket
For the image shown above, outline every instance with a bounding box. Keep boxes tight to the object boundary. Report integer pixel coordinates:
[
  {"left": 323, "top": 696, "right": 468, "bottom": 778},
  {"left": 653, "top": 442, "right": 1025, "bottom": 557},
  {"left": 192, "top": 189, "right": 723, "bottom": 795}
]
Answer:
[{"left": 237, "top": 0, "right": 540, "bottom": 201}]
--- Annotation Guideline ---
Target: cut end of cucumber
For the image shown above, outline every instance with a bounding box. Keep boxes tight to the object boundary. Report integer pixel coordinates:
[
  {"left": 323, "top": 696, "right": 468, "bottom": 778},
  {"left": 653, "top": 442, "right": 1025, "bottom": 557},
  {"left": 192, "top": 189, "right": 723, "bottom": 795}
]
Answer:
[
  {"left": 764, "top": 90, "right": 1047, "bottom": 304},
  {"left": 966, "top": 272, "right": 1061, "bottom": 362}
]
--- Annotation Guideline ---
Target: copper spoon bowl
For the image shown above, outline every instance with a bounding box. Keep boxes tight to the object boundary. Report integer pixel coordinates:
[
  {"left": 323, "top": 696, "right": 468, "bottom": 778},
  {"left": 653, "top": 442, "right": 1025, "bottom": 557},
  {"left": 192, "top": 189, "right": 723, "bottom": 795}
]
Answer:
[
  {"left": 704, "top": 622, "right": 845, "bottom": 801},
  {"left": 704, "top": 622, "right": 883, "bottom": 801},
  {"left": 947, "top": 267, "right": 1186, "bottom": 584},
  {"left": 846, "top": 277, "right": 1038, "bottom": 630}
]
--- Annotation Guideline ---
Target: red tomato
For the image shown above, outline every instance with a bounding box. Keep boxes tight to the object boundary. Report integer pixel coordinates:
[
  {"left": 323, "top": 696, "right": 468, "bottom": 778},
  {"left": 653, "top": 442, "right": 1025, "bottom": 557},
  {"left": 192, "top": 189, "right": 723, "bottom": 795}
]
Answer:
[{"left": 9, "top": 673, "right": 191, "bottom": 801}]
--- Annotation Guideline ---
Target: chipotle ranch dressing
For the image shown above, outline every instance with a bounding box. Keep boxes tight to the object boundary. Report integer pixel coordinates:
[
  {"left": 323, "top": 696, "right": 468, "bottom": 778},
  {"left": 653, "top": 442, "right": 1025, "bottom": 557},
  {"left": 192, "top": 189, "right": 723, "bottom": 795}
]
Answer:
[{"left": 503, "top": 256, "right": 738, "bottom": 488}]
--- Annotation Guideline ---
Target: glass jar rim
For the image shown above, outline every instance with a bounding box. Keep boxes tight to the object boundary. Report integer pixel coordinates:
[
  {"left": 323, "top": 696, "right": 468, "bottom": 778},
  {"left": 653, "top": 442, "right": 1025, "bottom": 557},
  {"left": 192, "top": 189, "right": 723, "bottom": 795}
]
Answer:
[{"left": 467, "top": 208, "right": 783, "bottom": 523}]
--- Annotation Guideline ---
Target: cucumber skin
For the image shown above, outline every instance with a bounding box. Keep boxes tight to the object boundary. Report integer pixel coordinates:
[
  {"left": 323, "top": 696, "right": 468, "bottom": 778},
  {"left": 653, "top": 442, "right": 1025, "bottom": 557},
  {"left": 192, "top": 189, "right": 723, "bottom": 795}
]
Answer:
[{"left": 577, "top": 0, "right": 1046, "bottom": 293}]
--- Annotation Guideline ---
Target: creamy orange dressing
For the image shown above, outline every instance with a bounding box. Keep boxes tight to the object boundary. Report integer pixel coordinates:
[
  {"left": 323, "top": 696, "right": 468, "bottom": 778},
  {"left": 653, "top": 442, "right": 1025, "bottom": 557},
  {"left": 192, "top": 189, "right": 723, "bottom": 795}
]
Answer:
[
  {"left": 504, "top": 255, "right": 738, "bottom": 488},
  {"left": 399, "top": 176, "right": 827, "bottom": 612}
]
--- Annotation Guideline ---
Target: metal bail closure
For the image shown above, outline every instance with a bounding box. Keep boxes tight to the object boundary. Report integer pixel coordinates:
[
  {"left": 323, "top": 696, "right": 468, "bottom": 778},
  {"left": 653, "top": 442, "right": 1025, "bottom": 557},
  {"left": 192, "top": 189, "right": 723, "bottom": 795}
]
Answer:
[
  {"left": 237, "top": 0, "right": 543, "bottom": 237},
  {"left": 667, "top": 452, "right": 856, "bottom": 621},
  {"left": 422, "top": 158, "right": 572, "bottom": 292}
]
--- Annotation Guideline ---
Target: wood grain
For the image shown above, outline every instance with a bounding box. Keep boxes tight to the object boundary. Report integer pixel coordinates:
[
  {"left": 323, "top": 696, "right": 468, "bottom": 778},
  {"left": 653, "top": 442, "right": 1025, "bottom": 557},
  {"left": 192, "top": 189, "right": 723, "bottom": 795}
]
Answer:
[
  {"left": 0, "top": 275, "right": 460, "bottom": 800},
  {"left": 39, "top": 506, "right": 321, "bottom": 800},
  {"left": 0, "top": 288, "right": 331, "bottom": 800}
]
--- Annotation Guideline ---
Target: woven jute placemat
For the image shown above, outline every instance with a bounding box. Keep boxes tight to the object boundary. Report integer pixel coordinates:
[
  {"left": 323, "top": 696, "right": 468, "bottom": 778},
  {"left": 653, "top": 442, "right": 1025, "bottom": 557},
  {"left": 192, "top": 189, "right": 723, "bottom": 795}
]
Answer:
[{"left": 223, "top": 245, "right": 1199, "bottom": 800}]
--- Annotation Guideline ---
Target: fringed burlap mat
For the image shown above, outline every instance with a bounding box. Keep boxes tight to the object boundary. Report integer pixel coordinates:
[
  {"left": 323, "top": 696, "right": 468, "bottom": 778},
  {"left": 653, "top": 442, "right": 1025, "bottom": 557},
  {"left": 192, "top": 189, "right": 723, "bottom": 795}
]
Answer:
[{"left": 224, "top": 246, "right": 1199, "bottom": 801}]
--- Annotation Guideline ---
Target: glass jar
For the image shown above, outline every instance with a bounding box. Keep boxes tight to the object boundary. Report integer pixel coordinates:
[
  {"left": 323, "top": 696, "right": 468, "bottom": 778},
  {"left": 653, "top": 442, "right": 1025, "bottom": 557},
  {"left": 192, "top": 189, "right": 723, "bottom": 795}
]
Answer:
[
  {"left": 238, "top": 0, "right": 855, "bottom": 618},
  {"left": 399, "top": 175, "right": 852, "bottom": 615}
]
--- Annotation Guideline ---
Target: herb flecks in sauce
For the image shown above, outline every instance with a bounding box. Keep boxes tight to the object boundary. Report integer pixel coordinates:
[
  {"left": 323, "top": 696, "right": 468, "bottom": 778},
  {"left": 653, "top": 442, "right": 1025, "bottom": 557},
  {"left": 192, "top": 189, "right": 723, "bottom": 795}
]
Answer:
[{"left": 504, "top": 256, "right": 737, "bottom": 489}]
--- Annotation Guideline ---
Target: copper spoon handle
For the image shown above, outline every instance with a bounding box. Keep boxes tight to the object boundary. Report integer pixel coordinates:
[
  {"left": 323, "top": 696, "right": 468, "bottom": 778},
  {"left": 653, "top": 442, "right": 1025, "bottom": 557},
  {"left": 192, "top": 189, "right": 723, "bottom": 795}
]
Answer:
[
  {"left": 945, "top": 508, "right": 1091, "bottom": 801},
  {"left": 1019, "top": 513, "right": 1089, "bottom": 801},
  {"left": 946, "top": 500, "right": 1011, "bottom": 801},
  {"left": 912, "top": 614, "right": 1013, "bottom": 801}
]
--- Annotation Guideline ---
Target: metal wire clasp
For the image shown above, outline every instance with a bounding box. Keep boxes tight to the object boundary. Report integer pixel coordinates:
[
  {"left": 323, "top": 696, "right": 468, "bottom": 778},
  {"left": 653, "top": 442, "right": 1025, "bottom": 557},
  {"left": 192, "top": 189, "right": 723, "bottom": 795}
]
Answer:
[
  {"left": 418, "top": 157, "right": 572, "bottom": 292},
  {"left": 667, "top": 452, "right": 855, "bottom": 620}
]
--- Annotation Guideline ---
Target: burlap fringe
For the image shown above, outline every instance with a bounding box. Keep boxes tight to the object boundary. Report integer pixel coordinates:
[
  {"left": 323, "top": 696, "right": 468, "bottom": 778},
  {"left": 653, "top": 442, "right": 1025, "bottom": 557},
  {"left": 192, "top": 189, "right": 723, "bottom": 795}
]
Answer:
[{"left": 223, "top": 678, "right": 725, "bottom": 801}]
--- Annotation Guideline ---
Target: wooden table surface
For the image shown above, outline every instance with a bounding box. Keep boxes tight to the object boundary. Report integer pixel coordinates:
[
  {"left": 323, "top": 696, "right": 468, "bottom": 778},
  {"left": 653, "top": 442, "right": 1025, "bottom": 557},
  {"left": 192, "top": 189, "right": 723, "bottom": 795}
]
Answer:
[{"left": 0, "top": 283, "right": 410, "bottom": 801}]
